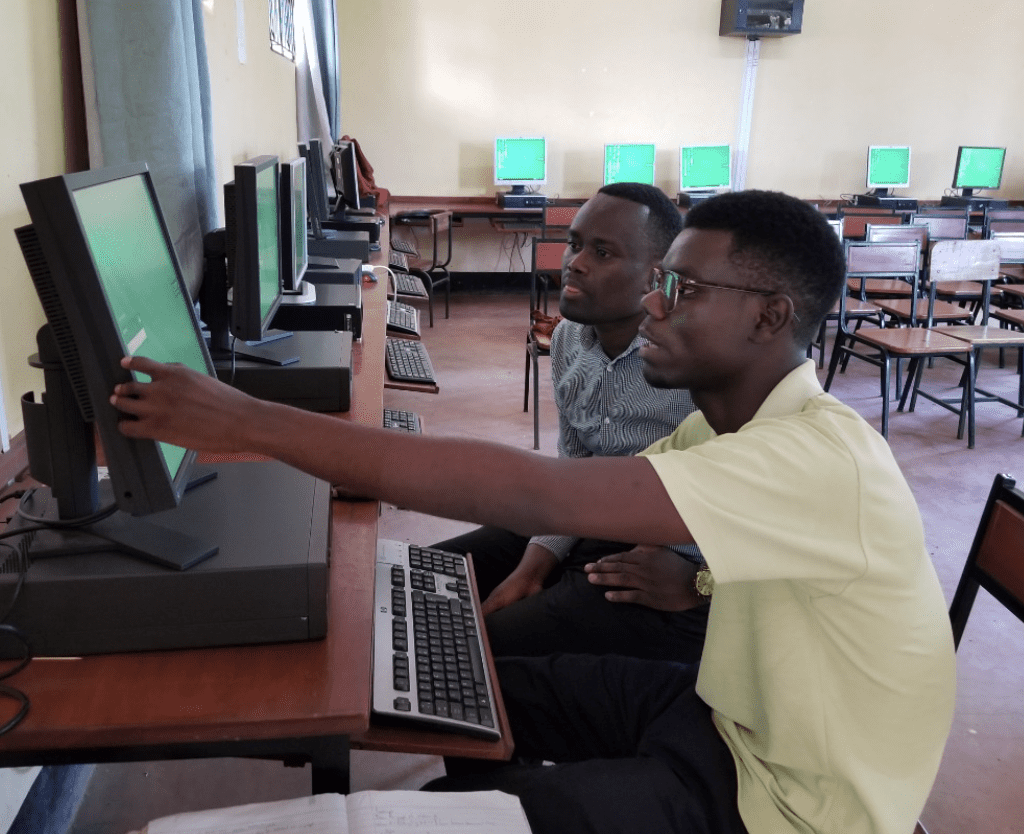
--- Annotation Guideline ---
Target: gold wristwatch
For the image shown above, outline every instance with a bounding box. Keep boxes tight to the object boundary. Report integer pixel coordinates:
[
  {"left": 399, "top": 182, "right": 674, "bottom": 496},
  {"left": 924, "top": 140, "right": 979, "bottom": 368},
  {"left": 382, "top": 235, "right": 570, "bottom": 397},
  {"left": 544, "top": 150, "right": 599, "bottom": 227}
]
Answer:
[{"left": 694, "top": 563, "right": 714, "bottom": 598}]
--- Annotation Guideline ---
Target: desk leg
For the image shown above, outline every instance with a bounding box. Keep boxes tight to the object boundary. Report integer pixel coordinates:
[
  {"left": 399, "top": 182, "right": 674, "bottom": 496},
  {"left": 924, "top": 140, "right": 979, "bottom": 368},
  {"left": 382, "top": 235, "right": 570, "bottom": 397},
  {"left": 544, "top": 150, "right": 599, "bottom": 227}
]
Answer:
[{"left": 309, "top": 735, "right": 351, "bottom": 795}]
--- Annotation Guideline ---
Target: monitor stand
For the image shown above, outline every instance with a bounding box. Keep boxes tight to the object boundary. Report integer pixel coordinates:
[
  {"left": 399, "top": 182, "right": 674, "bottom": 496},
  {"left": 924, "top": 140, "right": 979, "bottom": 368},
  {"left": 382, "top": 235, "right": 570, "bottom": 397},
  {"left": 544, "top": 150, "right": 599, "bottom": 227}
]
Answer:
[{"left": 283, "top": 280, "right": 317, "bottom": 305}]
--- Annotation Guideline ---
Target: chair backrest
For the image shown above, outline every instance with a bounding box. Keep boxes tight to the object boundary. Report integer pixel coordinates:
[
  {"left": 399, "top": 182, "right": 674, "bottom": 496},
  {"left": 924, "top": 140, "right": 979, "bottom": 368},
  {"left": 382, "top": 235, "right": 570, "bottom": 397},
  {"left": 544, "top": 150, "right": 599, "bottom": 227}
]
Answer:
[
  {"left": 837, "top": 207, "right": 903, "bottom": 240},
  {"left": 530, "top": 237, "right": 567, "bottom": 309},
  {"left": 990, "top": 232, "right": 1024, "bottom": 265},
  {"left": 925, "top": 239, "right": 1001, "bottom": 324},
  {"left": 541, "top": 202, "right": 584, "bottom": 237},
  {"left": 949, "top": 473, "right": 1024, "bottom": 650},
  {"left": 427, "top": 210, "right": 453, "bottom": 269},
  {"left": 910, "top": 213, "right": 969, "bottom": 240},
  {"left": 986, "top": 219, "right": 1024, "bottom": 237},
  {"left": 844, "top": 240, "right": 920, "bottom": 278},
  {"left": 826, "top": 218, "right": 843, "bottom": 240}
]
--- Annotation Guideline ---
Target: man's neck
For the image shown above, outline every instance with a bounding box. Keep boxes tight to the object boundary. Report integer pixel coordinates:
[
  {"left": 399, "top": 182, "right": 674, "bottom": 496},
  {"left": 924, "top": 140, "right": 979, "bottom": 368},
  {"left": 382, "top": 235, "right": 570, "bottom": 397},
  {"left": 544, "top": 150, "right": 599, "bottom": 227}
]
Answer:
[
  {"left": 694, "top": 352, "right": 806, "bottom": 435},
  {"left": 592, "top": 312, "right": 645, "bottom": 360}
]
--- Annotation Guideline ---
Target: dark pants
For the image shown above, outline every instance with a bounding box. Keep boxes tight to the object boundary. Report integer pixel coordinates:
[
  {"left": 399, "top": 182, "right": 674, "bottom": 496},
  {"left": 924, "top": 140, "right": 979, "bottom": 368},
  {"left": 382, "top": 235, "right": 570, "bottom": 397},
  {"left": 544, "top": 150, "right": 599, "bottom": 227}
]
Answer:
[
  {"left": 432, "top": 527, "right": 708, "bottom": 663},
  {"left": 425, "top": 655, "right": 748, "bottom": 834}
]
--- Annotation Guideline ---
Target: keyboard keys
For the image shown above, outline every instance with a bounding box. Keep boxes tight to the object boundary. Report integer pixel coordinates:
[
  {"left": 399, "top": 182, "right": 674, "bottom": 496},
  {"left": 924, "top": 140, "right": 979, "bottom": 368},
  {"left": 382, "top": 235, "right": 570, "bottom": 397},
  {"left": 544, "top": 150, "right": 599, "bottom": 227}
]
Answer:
[{"left": 385, "top": 338, "right": 437, "bottom": 386}]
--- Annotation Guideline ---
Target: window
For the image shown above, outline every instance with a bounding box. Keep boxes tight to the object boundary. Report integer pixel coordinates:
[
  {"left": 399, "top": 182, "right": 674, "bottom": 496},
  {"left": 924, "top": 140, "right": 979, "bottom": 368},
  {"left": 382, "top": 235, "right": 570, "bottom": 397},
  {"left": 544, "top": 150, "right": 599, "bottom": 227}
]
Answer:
[{"left": 269, "top": 0, "right": 295, "bottom": 61}]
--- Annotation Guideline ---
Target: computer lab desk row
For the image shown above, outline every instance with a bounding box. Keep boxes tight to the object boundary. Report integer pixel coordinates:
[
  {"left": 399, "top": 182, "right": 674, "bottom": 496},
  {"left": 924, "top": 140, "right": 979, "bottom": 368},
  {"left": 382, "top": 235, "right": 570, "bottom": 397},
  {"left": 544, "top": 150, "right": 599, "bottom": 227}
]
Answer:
[{"left": 0, "top": 224, "right": 512, "bottom": 794}]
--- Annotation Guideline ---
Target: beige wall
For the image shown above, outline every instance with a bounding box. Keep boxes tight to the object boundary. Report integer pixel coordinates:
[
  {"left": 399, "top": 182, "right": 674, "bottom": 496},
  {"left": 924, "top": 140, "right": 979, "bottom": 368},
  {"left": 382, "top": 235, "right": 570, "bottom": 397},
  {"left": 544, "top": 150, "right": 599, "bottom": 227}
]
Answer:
[
  {"left": 0, "top": 0, "right": 298, "bottom": 439},
  {"left": 0, "top": 1, "right": 63, "bottom": 444},
  {"left": 338, "top": 0, "right": 1024, "bottom": 202}
]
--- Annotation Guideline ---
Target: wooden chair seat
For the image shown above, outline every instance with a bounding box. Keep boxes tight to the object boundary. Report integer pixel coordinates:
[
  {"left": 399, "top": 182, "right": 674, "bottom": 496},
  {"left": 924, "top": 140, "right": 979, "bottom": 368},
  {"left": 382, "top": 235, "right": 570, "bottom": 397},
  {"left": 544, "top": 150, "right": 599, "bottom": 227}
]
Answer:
[
  {"left": 993, "top": 308, "right": 1024, "bottom": 328},
  {"left": 853, "top": 326, "right": 973, "bottom": 356},
  {"left": 846, "top": 277, "right": 915, "bottom": 298},
  {"left": 873, "top": 297, "right": 975, "bottom": 324},
  {"left": 937, "top": 324, "right": 1024, "bottom": 347},
  {"left": 935, "top": 281, "right": 1004, "bottom": 301}
]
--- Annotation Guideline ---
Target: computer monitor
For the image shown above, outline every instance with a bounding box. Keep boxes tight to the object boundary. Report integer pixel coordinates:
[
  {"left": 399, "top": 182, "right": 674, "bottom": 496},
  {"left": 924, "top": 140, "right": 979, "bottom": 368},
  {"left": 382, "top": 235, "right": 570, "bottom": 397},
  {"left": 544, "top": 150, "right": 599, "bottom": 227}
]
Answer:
[
  {"left": 16, "top": 163, "right": 217, "bottom": 566},
  {"left": 225, "top": 155, "right": 285, "bottom": 344},
  {"left": 494, "top": 137, "right": 547, "bottom": 195},
  {"left": 952, "top": 146, "right": 1006, "bottom": 197},
  {"left": 279, "top": 156, "right": 310, "bottom": 295},
  {"left": 331, "top": 139, "right": 362, "bottom": 212},
  {"left": 604, "top": 144, "right": 656, "bottom": 185},
  {"left": 679, "top": 145, "right": 732, "bottom": 192},
  {"left": 866, "top": 146, "right": 911, "bottom": 196},
  {"left": 307, "top": 138, "right": 334, "bottom": 222}
]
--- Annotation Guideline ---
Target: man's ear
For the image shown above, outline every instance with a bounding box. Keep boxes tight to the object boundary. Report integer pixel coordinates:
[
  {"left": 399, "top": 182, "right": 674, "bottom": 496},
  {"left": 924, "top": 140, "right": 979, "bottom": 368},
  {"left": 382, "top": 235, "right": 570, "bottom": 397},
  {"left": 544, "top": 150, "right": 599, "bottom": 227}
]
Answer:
[{"left": 750, "top": 294, "right": 796, "bottom": 343}]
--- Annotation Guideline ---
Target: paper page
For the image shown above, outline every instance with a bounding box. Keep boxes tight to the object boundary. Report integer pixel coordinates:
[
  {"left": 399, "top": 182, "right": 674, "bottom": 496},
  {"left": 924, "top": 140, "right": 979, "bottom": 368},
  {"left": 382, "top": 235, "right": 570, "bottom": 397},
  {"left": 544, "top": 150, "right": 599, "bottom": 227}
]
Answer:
[
  {"left": 346, "top": 791, "right": 531, "bottom": 834},
  {"left": 147, "top": 794, "right": 348, "bottom": 834}
]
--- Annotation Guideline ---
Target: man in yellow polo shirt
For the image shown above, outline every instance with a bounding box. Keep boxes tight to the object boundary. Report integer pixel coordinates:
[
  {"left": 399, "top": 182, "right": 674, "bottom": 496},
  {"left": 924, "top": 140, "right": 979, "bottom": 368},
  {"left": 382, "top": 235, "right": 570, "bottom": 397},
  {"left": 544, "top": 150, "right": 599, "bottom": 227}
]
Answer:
[{"left": 112, "top": 190, "right": 956, "bottom": 834}]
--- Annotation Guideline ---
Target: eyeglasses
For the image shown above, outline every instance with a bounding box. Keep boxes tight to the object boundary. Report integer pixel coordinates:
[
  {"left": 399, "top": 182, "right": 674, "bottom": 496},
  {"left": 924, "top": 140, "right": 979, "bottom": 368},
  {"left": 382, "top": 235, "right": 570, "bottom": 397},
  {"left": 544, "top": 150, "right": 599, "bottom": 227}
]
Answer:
[{"left": 651, "top": 268, "right": 800, "bottom": 322}]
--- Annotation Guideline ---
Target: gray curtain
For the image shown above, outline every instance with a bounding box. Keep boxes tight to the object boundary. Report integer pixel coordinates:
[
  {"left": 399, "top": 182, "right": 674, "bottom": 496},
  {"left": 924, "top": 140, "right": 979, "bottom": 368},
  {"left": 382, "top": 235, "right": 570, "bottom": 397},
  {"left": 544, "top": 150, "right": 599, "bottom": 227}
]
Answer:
[
  {"left": 308, "top": 0, "right": 340, "bottom": 139},
  {"left": 77, "top": 0, "right": 217, "bottom": 300}
]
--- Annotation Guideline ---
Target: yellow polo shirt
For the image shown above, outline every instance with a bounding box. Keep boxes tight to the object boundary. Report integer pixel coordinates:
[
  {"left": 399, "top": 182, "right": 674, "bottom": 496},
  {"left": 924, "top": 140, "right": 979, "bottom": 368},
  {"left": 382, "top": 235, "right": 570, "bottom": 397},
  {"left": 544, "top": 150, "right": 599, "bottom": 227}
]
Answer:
[{"left": 642, "top": 360, "right": 955, "bottom": 834}]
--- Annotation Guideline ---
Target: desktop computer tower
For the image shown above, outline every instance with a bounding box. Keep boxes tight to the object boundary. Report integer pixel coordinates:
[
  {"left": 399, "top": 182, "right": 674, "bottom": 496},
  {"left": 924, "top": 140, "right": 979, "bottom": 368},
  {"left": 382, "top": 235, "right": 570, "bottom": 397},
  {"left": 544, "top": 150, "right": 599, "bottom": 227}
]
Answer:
[
  {"left": 0, "top": 460, "right": 330, "bottom": 657},
  {"left": 308, "top": 229, "right": 370, "bottom": 263},
  {"left": 215, "top": 329, "right": 353, "bottom": 412},
  {"left": 272, "top": 282, "right": 363, "bottom": 338}
]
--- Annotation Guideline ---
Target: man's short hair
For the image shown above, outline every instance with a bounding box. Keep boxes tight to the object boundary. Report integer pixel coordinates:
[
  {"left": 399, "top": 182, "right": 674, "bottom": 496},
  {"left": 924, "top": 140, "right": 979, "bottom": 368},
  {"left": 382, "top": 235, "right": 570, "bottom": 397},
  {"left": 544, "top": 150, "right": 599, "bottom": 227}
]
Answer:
[
  {"left": 597, "top": 182, "right": 684, "bottom": 258},
  {"left": 683, "top": 190, "right": 846, "bottom": 345}
]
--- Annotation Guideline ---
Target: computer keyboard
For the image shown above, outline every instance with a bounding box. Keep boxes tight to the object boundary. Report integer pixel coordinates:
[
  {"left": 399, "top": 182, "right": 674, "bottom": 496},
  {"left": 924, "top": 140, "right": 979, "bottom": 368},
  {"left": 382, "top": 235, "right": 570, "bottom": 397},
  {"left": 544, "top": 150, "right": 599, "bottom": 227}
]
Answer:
[
  {"left": 372, "top": 539, "right": 501, "bottom": 740},
  {"left": 390, "top": 237, "right": 418, "bottom": 256},
  {"left": 393, "top": 271, "right": 428, "bottom": 298},
  {"left": 385, "top": 337, "right": 437, "bottom": 385},
  {"left": 387, "top": 300, "right": 421, "bottom": 337},
  {"left": 389, "top": 250, "right": 409, "bottom": 270},
  {"left": 383, "top": 408, "right": 422, "bottom": 433}
]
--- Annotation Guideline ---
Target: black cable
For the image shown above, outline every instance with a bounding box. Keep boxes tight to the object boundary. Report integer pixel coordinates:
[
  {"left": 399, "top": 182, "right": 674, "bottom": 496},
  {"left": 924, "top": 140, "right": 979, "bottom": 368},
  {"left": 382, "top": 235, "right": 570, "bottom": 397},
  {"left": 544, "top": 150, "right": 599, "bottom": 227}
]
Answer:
[{"left": 14, "top": 487, "right": 118, "bottom": 527}]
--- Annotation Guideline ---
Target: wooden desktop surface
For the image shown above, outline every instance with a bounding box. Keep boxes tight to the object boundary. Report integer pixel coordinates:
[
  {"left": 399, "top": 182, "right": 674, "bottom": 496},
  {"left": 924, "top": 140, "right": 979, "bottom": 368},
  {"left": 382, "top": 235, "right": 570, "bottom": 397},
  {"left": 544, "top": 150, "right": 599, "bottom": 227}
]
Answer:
[
  {"left": 390, "top": 195, "right": 543, "bottom": 222},
  {"left": 0, "top": 212, "right": 512, "bottom": 770}
]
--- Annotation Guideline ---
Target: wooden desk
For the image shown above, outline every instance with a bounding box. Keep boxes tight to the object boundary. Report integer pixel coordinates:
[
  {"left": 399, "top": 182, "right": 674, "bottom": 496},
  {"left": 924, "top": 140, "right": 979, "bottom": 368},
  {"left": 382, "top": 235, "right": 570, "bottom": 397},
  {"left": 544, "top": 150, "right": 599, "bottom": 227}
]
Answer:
[
  {"left": 0, "top": 211, "right": 511, "bottom": 791},
  {"left": 389, "top": 196, "right": 543, "bottom": 224}
]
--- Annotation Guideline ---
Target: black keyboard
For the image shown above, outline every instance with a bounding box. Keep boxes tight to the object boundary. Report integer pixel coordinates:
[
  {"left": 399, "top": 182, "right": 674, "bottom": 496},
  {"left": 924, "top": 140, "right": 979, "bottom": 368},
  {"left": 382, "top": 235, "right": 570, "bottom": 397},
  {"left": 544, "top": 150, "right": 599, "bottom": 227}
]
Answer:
[
  {"left": 389, "top": 250, "right": 409, "bottom": 270},
  {"left": 387, "top": 300, "right": 420, "bottom": 337},
  {"left": 383, "top": 408, "right": 422, "bottom": 433},
  {"left": 394, "top": 271, "right": 428, "bottom": 298},
  {"left": 372, "top": 540, "right": 500, "bottom": 740},
  {"left": 385, "top": 337, "right": 436, "bottom": 385},
  {"left": 390, "top": 237, "right": 418, "bottom": 256}
]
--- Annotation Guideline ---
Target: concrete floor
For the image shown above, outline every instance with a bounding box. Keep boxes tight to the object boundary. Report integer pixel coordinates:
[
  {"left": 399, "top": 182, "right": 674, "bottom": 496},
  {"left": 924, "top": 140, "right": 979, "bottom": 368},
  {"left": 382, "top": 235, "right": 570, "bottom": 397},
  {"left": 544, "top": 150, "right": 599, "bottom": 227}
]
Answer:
[{"left": 66, "top": 292, "right": 1023, "bottom": 834}]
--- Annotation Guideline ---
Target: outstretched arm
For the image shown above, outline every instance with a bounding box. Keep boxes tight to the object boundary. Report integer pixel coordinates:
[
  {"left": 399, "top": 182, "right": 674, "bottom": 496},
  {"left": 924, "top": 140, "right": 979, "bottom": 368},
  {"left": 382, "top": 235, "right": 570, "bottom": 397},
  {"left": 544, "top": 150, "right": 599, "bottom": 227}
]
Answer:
[{"left": 111, "top": 357, "right": 694, "bottom": 547}]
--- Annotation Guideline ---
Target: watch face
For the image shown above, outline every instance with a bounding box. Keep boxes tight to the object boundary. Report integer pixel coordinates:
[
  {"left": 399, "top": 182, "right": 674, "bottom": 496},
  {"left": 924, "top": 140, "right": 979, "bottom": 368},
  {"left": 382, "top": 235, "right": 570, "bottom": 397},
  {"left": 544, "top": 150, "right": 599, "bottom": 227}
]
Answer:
[{"left": 695, "top": 568, "right": 714, "bottom": 597}]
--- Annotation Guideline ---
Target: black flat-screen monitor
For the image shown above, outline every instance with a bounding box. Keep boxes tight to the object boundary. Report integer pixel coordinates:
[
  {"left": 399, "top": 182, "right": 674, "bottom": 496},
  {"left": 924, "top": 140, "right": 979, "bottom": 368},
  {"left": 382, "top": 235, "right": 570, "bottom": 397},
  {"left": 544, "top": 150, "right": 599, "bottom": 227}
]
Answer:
[
  {"left": 17, "top": 163, "right": 215, "bottom": 553},
  {"left": 332, "top": 139, "right": 362, "bottom": 212},
  {"left": 225, "top": 155, "right": 285, "bottom": 343},
  {"left": 952, "top": 146, "right": 1006, "bottom": 197},
  {"left": 305, "top": 138, "right": 334, "bottom": 223},
  {"left": 279, "top": 156, "right": 310, "bottom": 294}
]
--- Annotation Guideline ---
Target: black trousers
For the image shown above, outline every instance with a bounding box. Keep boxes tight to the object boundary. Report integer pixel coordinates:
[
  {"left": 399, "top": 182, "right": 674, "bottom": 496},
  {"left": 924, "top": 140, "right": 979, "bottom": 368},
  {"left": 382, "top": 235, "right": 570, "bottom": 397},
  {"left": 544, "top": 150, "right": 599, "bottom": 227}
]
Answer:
[
  {"left": 425, "top": 655, "right": 748, "bottom": 834},
  {"left": 432, "top": 527, "right": 708, "bottom": 663}
]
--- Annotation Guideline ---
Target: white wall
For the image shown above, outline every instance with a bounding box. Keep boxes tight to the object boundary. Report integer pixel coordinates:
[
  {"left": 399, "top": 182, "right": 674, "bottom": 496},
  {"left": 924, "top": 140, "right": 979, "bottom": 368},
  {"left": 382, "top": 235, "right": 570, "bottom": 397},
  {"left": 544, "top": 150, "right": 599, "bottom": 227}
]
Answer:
[{"left": 337, "top": 0, "right": 1024, "bottom": 202}]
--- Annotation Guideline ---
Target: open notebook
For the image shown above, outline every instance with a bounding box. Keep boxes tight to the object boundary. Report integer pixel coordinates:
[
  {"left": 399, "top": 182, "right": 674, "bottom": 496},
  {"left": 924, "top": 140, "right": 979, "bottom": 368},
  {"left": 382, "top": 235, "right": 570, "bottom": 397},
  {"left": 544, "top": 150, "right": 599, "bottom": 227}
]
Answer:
[{"left": 141, "top": 790, "right": 531, "bottom": 834}]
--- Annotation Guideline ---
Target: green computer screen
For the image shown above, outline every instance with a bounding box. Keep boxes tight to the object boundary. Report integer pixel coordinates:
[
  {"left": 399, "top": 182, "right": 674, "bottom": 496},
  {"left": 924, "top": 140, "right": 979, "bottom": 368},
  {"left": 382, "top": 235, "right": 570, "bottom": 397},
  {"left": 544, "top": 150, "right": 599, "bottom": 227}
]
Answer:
[
  {"left": 867, "top": 146, "right": 911, "bottom": 188},
  {"left": 73, "top": 175, "right": 209, "bottom": 478},
  {"left": 494, "top": 137, "right": 547, "bottom": 184},
  {"left": 680, "top": 145, "right": 731, "bottom": 190},
  {"left": 953, "top": 146, "right": 1006, "bottom": 190},
  {"left": 257, "top": 162, "right": 281, "bottom": 324},
  {"left": 604, "top": 144, "right": 656, "bottom": 185}
]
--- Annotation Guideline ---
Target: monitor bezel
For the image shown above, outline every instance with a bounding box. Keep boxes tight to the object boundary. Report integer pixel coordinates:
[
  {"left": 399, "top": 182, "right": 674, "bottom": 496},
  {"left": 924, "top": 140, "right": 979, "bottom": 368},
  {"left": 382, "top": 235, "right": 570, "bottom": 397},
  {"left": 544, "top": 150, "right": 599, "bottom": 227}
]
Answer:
[
  {"left": 952, "top": 145, "right": 1006, "bottom": 191},
  {"left": 493, "top": 136, "right": 548, "bottom": 188},
  {"left": 866, "top": 145, "right": 912, "bottom": 191},
  {"left": 334, "top": 139, "right": 362, "bottom": 212},
  {"left": 19, "top": 162, "right": 215, "bottom": 515},
  {"left": 279, "top": 156, "right": 309, "bottom": 292},
  {"left": 603, "top": 143, "right": 657, "bottom": 186},
  {"left": 229, "top": 155, "right": 283, "bottom": 343},
  {"left": 307, "top": 138, "right": 333, "bottom": 221},
  {"left": 679, "top": 144, "right": 732, "bottom": 192}
]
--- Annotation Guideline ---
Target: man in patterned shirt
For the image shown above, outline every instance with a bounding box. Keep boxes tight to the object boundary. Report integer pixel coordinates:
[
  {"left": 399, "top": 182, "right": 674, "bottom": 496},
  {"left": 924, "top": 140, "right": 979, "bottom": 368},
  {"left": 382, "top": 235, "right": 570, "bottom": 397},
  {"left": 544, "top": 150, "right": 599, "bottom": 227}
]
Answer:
[{"left": 433, "top": 182, "right": 707, "bottom": 662}]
